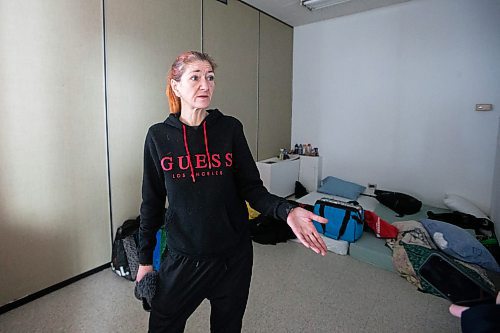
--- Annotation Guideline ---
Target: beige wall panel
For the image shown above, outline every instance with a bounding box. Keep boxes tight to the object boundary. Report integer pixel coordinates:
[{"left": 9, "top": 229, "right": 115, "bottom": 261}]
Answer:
[
  {"left": 0, "top": 0, "right": 110, "bottom": 306},
  {"left": 258, "top": 14, "right": 293, "bottom": 160},
  {"left": 105, "top": 0, "right": 201, "bottom": 233},
  {"left": 203, "top": 0, "right": 259, "bottom": 157}
]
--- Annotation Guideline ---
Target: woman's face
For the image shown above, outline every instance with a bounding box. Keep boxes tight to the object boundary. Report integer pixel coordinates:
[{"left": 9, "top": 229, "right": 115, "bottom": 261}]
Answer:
[{"left": 171, "top": 60, "right": 215, "bottom": 111}]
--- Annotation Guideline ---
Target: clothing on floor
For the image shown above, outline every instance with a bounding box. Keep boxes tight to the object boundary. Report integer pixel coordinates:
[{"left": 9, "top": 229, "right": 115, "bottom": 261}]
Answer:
[
  {"left": 249, "top": 214, "right": 296, "bottom": 245},
  {"left": 364, "top": 210, "right": 398, "bottom": 239},
  {"left": 426, "top": 211, "right": 494, "bottom": 237},
  {"left": 389, "top": 220, "right": 495, "bottom": 299}
]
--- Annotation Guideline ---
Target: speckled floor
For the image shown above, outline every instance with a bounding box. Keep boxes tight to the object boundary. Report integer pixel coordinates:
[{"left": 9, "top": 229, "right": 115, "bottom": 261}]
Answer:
[{"left": 0, "top": 242, "right": 460, "bottom": 332}]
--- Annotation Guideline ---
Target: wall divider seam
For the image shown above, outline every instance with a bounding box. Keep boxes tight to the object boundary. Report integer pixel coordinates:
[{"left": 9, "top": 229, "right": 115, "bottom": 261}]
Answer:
[
  {"left": 256, "top": 12, "right": 261, "bottom": 161},
  {"left": 101, "top": 0, "right": 114, "bottom": 246},
  {"left": 201, "top": 0, "right": 204, "bottom": 52}
]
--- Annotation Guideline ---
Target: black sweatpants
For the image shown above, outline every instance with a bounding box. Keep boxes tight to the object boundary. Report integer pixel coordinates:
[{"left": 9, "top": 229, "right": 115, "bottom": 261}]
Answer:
[{"left": 149, "top": 241, "right": 253, "bottom": 333}]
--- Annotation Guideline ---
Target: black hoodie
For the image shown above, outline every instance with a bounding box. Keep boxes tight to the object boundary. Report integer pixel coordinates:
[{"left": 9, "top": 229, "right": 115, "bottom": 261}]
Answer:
[{"left": 139, "top": 109, "right": 294, "bottom": 264}]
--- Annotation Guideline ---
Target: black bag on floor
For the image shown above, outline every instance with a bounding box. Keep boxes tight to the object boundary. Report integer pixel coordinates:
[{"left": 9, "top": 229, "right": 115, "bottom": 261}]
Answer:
[
  {"left": 373, "top": 189, "right": 422, "bottom": 217},
  {"left": 249, "top": 215, "right": 296, "bottom": 245},
  {"left": 111, "top": 216, "right": 140, "bottom": 281},
  {"left": 426, "top": 211, "right": 494, "bottom": 237}
]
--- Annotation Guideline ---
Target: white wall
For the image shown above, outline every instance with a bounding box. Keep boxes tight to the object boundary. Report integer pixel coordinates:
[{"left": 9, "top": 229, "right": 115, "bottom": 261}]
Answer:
[{"left": 292, "top": 0, "right": 500, "bottom": 212}]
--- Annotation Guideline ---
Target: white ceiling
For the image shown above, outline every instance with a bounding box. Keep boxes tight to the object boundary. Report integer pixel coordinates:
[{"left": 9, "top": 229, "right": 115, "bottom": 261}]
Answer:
[{"left": 240, "top": 0, "right": 412, "bottom": 27}]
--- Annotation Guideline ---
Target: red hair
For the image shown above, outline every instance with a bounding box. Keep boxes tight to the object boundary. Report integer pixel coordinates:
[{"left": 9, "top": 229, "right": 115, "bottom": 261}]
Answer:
[{"left": 166, "top": 51, "right": 217, "bottom": 114}]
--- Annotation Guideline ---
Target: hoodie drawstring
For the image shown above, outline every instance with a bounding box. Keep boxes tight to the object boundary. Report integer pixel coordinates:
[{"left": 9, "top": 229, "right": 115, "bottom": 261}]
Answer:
[
  {"left": 202, "top": 122, "right": 212, "bottom": 170},
  {"left": 182, "top": 124, "right": 196, "bottom": 183},
  {"left": 182, "top": 121, "right": 212, "bottom": 183}
]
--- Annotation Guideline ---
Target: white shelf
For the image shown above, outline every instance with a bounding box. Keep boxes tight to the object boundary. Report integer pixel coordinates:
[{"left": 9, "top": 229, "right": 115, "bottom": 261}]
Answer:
[
  {"left": 256, "top": 155, "right": 323, "bottom": 197},
  {"left": 256, "top": 157, "right": 300, "bottom": 197},
  {"left": 299, "top": 155, "right": 323, "bottom": 193}
]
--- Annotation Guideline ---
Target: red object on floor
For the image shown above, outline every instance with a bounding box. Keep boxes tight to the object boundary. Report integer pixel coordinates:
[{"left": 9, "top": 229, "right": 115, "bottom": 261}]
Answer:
[{"left": 364, "top": 210, "right": 398, "bottom": 239}]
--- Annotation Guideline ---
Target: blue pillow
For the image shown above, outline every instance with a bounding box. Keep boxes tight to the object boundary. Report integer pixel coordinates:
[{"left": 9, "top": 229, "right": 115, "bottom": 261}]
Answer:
[
  {"left": 317, "top": 176, "right": 365, "bottom": 200},
  {"left": 421, "top": 219, "right": 500, "bottom": 273}
]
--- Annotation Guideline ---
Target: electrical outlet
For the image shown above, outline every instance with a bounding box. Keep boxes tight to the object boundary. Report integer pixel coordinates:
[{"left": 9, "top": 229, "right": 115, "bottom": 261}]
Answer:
[
  {"left": 476, "top": 104, "right": 493, "bottom": 111},
  {"left": 366, "top": 183, "right": 377, "bottom": 195}
]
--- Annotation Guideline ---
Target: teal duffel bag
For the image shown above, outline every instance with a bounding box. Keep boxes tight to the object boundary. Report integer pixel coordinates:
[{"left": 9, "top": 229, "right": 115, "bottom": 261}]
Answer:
[{"left": 313, "top": 198, "right": 364, "bottom": 242}]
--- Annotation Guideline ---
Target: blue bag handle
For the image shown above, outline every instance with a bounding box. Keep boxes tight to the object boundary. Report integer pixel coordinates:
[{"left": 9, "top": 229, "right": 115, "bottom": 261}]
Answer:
[{"left": 337, "top": 209, "right": 351, "bottom": 239}]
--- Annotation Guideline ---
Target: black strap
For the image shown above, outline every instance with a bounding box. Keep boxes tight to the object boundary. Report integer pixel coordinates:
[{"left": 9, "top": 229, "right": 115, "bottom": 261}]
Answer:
[
  {"left": 352, "top": 215, "right": 362, "bottom": 224},
  {"left": 337, "top": 210, "right": 351, "bottom": 239},
  {"left": 318, "top": 204, "right": 326, "bottom": 234}
]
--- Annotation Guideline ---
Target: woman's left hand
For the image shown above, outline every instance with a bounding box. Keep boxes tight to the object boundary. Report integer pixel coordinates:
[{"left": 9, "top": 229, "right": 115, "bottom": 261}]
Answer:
[{"left": 286, "top": 207, "right": 328, "bottom": 256}]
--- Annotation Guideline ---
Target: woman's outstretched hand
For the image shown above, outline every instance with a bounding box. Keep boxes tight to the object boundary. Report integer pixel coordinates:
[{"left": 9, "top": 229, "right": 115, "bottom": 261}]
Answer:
[{"left": 286, "top": 207, "right": 328, "bottom": 256}]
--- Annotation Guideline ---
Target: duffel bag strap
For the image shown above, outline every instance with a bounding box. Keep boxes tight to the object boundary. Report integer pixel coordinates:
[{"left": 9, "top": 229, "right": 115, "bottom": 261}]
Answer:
[
  {"left": 337, "top": 210, "right": 351, "bottom": 239},
  {"left": 318, "top": 204, "right": 327, "bottom": 234}
]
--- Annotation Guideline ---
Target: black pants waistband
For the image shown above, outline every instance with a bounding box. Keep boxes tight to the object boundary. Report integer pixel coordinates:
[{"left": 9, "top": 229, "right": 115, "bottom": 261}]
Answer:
[{"left": 167, "top": 238, "right": 252, "bottom": 262}]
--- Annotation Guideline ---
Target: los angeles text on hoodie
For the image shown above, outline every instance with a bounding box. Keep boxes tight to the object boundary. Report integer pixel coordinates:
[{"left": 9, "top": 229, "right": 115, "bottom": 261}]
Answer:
[{"left": 139, "top": 109, "right": 294, "bottom": 264}]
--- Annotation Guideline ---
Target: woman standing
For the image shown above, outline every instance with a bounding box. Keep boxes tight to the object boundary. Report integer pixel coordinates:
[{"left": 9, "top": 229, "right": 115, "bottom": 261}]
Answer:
[{"left": 137, "top": 51, "right": 327, "bottom": 332}]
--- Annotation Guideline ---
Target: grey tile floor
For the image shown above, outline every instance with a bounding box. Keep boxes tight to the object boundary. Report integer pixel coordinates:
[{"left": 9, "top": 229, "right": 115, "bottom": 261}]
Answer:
[{"left": 0, "top": 242, "right": 460, "bottom": 332}]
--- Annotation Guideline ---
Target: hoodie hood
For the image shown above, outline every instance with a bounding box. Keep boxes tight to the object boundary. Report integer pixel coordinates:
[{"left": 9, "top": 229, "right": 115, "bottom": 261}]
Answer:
[
  {"left": 164, "top": 108, "right": 223, "bottom": 129},
  {"left": 164, "top": 109, "right": 222, "bottom": 183}
]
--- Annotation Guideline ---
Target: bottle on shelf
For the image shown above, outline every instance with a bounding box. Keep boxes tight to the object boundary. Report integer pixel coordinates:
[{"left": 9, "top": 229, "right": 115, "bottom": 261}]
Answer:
[{"left": 278, "top": 148, "right": 285, "bottom": 160}]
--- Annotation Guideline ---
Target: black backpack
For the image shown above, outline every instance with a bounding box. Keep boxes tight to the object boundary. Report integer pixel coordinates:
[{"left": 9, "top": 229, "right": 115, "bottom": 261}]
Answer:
[
  {"left": 111, "top": 216, "right": 140, "bottom": 281},
  {"left": 371, "top": 190, "right": 422, "bottom": 217}
]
